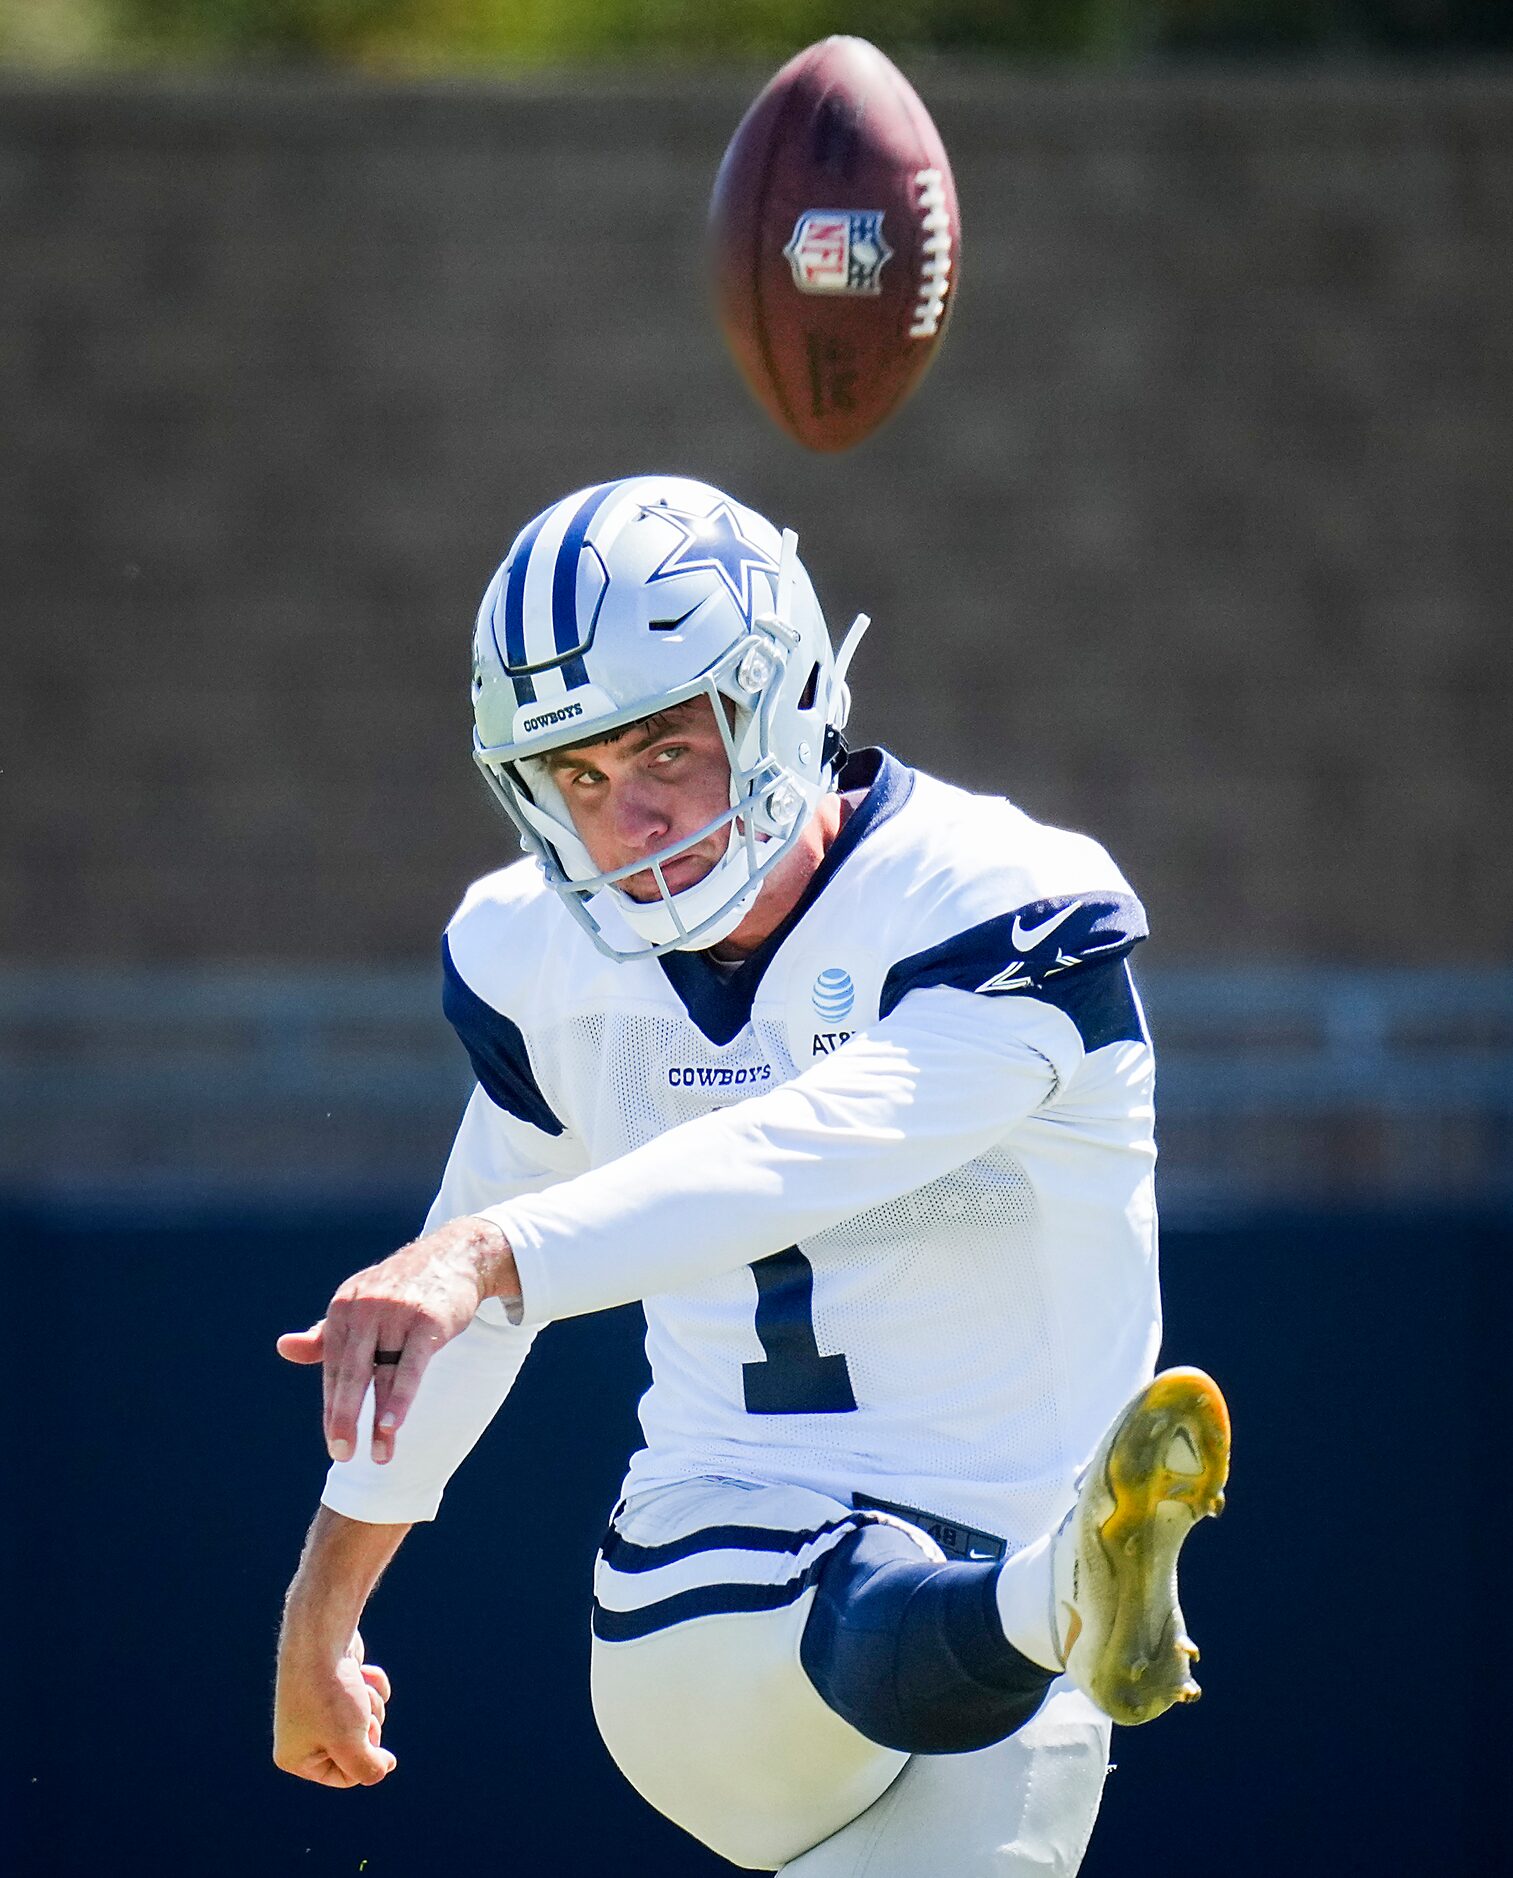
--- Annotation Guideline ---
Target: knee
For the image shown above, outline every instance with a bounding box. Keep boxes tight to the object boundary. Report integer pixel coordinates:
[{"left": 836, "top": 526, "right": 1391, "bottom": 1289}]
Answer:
[{"left": 800, "top": 1524, "right": 1053, "bottom": 1754}]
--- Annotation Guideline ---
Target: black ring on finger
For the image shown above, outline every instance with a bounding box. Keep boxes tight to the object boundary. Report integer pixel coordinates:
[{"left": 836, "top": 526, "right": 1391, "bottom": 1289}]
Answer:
[{"left": 372, "top": 1349, "right": 403, "bottom": 1366}]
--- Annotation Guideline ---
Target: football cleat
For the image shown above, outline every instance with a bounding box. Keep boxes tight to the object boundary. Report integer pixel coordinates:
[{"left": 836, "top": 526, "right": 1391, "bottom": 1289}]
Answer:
[{"left": 1053, "top": 1367, "right": 1230, "bottom": 1726}]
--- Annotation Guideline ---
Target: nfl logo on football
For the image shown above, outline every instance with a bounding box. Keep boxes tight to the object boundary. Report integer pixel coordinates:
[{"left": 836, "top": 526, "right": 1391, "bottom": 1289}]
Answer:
[{"left": 784, "top": 209, "right": 893, "bottom": 295}]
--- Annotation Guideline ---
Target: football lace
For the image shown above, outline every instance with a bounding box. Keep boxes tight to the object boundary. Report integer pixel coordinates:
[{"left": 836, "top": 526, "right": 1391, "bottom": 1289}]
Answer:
[{"left": 909, "top": 169, "right": 952, "bottom": 339}]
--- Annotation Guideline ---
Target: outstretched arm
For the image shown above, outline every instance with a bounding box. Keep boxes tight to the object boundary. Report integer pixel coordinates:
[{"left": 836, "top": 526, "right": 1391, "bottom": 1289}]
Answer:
[
  {"left": 274, "top": 1506, "right": 411, "bottom": 1788},
  {"left": 273, "top": 1086, "right": 570, "bottom": 1787}
]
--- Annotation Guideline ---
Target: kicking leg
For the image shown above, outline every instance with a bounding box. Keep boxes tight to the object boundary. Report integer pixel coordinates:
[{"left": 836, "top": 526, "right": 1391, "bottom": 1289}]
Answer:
[
  {"left": 589, "top": 1371, "right": 1229, "bottom": 1869},
  {"left": 797, "top": 1369, "right": 1230, "bottom": 1752}
]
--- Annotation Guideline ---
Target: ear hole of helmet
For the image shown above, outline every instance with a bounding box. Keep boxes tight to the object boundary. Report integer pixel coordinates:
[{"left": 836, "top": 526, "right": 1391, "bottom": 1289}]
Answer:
[{"left": 798, "top": 660, "right": 820, "bottom": 712}]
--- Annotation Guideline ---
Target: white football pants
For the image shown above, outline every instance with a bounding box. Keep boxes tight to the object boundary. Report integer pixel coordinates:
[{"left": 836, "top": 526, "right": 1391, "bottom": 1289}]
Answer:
[{"left": 590, "top": 1478, "right": 1110, "bottom": 1873}]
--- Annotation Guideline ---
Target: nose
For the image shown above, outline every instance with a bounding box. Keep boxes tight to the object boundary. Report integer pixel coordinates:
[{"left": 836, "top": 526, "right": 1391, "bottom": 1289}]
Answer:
[{"left": 611, "top": 774, "right": 672, "bottom": 856}]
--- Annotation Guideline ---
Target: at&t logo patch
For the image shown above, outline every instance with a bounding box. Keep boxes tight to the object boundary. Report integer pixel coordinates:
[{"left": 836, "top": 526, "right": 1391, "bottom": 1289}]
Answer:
[
  {"left": 812, "top": 968, "right": 855, "bottom": 1022},
  {"left": 787, "top": 948, "right": 881, "bottom": 1066},
  {"left": 784, "top": 211, "right": 893, "bottom": 296}
]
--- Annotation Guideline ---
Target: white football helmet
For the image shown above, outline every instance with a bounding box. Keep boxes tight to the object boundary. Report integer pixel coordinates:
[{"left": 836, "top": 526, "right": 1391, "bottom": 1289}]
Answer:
[{"left": 471, "top": 474, "right": 869, "bottom": 960}]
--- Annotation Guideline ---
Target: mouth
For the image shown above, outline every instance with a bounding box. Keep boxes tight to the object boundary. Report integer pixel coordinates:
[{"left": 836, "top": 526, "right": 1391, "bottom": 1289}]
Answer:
[{"left": 619, "top": 849, "right": 716, "bottom": 901}]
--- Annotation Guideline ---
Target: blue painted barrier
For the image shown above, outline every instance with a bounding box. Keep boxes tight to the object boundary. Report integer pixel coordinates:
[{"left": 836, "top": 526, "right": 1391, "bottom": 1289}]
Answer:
[{"left": 5, "top": 1199, "right": 1504, "bottom": 1874}]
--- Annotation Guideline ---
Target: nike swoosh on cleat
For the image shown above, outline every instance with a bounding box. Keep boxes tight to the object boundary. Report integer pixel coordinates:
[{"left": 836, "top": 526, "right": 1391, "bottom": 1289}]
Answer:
[{"left": 1011, "top": 901, "right": 1083, "bottom": 952}]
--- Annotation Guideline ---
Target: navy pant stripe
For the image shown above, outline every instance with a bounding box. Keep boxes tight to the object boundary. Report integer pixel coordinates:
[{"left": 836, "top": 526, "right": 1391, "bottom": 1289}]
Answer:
[
  {"left": 599, "top": 1515, "right": 860, "bottom": 1575},
  {"left": 592, "top": 1561, "right": 832, "bottom": 1643}
]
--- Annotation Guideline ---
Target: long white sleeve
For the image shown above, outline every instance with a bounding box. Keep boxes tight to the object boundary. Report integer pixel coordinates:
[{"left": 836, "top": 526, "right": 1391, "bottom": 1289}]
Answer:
[
  {"left": 319, "top": 1297, "right": 537, "bottom": 1524},
  {"left": 319, "top": 1085, "right": 584, "bottom": 1524},
  {"left": 486, "top": 986, "right": 1083, "bottom": 1328}
]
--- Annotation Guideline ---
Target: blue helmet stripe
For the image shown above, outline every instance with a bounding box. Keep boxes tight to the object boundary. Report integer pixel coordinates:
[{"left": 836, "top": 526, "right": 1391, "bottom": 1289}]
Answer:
[
  {"left": 481, "top": 566, "right": 526, "bottom": 704},
  {"left": 552, "top": 480, "right": 620, "bottom": 689},
  {"left": 501, "top": 502, "right": 556, "bottom": 706}
]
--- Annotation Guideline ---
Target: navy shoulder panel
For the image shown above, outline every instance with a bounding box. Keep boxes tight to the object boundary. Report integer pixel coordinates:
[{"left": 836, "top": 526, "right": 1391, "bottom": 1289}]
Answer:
[
  {"left": 441, "top": 935, "right": 565, "bottom": 1137},
  {"left": 658, "top": 748, "right": 915, "bottom": 1048},
  {"left": 879, "top": 892, "right": 1149, "bottom": 1053}
]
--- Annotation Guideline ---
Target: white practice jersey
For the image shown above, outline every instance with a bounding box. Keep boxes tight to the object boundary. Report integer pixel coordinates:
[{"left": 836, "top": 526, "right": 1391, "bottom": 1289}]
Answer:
[{"left": 322, "top": 751, "right": 1162, "bottom": 1552}]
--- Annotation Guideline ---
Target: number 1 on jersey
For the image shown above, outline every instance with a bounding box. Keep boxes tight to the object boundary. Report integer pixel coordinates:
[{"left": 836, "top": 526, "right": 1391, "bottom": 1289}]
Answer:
[{"left": 743, "top": 1246, "right": 857, "bottom": 1414}]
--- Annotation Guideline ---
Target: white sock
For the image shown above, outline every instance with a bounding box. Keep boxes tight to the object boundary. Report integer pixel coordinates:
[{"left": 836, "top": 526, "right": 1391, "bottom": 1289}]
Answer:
[{"left": 993, "top": 1528, "right": 1061, "bottom": 1671}]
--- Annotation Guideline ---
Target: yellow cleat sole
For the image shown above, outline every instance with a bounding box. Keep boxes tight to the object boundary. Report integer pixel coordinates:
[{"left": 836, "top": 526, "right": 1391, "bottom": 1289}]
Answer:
[{"left": 1087, "top": 1367, "right": 1231, "bottom": 1726}]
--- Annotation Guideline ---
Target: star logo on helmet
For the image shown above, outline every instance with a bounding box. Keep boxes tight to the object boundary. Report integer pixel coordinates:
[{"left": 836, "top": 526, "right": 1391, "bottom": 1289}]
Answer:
[{"left": 645, "top": 501, "right": 779, "bottom": 624}]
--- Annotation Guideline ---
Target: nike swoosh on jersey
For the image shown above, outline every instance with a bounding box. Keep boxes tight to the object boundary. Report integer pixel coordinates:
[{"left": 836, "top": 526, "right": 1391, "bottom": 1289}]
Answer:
[{"left": 1010, "top": 901, "right": 1083, "bottom": 952}]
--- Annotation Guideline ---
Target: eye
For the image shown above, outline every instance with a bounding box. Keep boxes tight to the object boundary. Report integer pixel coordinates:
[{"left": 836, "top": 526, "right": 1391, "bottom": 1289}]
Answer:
[{"left": 653, "top": 743, "right": 687, "bottom": 765}]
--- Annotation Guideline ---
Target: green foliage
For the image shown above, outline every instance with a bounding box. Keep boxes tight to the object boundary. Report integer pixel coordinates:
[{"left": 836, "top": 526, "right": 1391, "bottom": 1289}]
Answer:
[
  {"left": 4, "top": 0, "right": 1508, "bottom": 68},
  {"left": 99, "top": 0, "right": 1148, "bottom": 65},
  {"left": 0, "top": 0, "right": 117, "bottom": 66},
  {"left": 116, "top": 0, "right": 414, "bottom": 60}
]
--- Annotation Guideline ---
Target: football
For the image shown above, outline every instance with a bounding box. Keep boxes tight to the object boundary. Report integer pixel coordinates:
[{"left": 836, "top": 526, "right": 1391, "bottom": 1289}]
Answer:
[{"left": 709, "top": 36, "right": 959, "bottom": 452}]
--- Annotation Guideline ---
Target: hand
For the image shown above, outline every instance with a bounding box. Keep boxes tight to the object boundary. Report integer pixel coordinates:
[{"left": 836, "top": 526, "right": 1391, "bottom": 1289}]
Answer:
[
  {"left": 274, "top": 1626, "right": 396, "bottom": 1789},
  {"left": 278, "top": 1215, "right": 516, "bottom": 1464}
]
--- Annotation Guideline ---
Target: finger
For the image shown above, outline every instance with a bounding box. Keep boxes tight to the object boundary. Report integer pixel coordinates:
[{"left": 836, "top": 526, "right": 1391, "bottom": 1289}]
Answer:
[
  {"left": 326, "top": 1729, "right": 395, "bottom": 1787},
  {"left": 359, "top": 1661, "right": 391, "bottom": 1704},
  {"left": 366, "top": 1332, "right": 404, "bottom": 1460},
  {"left": 319, "top": 1309, "right": 347, "bottom": 1453},
  {"left": 282, "top": 1748, "right": 360, "bottom": 1790},
  {"left": 366, "top": 1686, "right": 387, "bottom": 1730},
  {"left": 323, "top": 1314, "right": 376, "bottom": 1462},
  {"left": 276, "top": 1322, "right": 326, "bottom": 1365},
  {"left": 358, "top": 1746, "right": 397, "bottom": 1783},
  {"left": 368, "top": 1339, "right": 433, "bottom": 1465},
  {"left": 318, "top": 1748, "right": 394, "bottom": 1788}
]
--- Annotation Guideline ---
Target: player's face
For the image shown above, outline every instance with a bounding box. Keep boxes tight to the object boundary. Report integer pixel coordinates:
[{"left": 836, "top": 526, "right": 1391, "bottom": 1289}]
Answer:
[{"left": 545, "top": 698, "right": 733, "bottom": 903}]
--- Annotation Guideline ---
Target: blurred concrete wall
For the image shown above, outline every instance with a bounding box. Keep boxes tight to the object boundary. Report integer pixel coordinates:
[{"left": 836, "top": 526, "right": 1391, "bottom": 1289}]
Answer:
[{"left": 2, "top": 68, "right": 1509, "bottom": 969}]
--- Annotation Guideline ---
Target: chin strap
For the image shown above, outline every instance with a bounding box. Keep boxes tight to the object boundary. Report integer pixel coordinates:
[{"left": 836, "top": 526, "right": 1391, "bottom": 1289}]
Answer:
[{"left": 822, "top": 723, "right": 850, "bottom": 781}]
